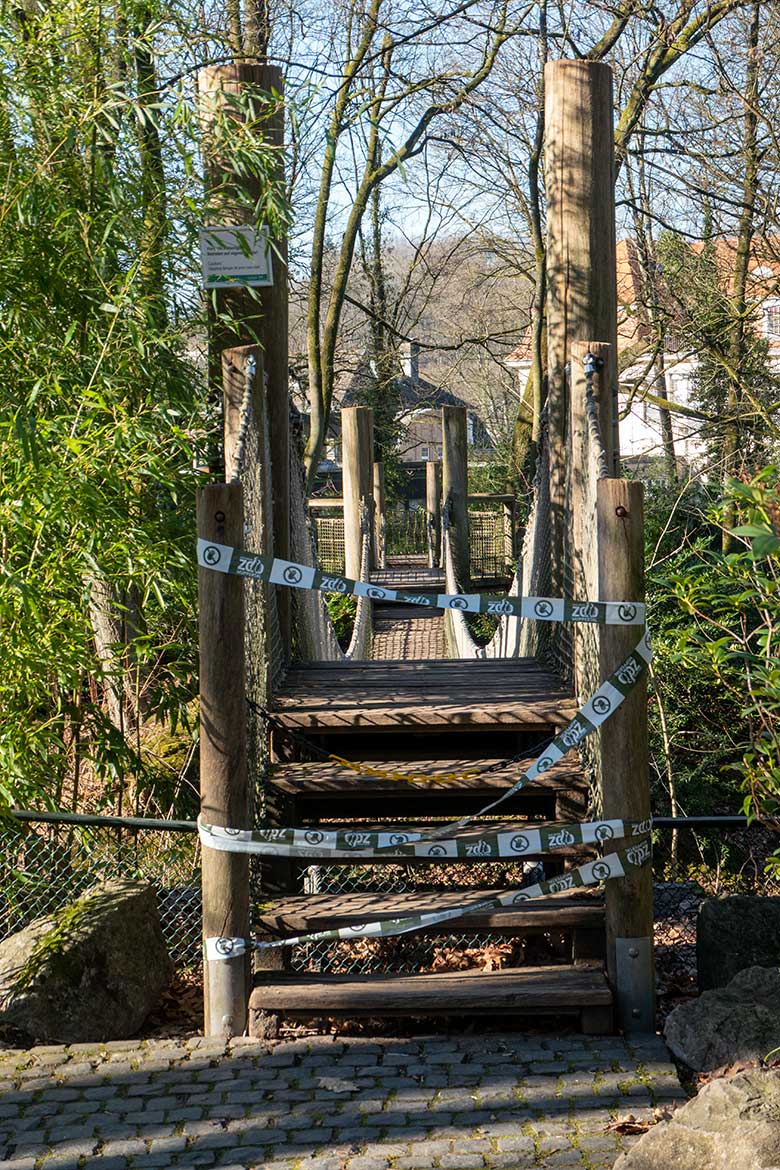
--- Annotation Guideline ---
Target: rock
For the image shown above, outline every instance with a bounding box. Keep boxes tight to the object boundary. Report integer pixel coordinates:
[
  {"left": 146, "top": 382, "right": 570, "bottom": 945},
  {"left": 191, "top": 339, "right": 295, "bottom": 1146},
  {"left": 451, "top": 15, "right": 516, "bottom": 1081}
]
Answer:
[
  {"left": 612, "top": 1069, "right": 780, "bottom": 1170},
  {"left": 664, "top": 965, "right": 780, "bottom": 1072},
  {"left": 698, "top": 895, "right": 780, "bottom": 990},
  {"left": 0, "top": 880, "right": 172, "bottom": 1044}
]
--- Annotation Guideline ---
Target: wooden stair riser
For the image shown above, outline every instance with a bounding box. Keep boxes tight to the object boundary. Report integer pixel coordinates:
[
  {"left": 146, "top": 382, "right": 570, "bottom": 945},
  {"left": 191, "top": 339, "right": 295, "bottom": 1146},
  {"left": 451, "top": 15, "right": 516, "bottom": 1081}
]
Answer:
[{"left": 248, "top": 966, "right": 613, "bottom": 1037}]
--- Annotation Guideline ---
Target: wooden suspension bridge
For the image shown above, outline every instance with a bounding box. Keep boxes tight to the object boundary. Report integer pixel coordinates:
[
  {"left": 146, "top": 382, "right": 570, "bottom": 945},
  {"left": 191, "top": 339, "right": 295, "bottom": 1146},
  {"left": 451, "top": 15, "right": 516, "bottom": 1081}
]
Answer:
[{"left": 196, "top": 59, "right": 654, "bottom": 1041}]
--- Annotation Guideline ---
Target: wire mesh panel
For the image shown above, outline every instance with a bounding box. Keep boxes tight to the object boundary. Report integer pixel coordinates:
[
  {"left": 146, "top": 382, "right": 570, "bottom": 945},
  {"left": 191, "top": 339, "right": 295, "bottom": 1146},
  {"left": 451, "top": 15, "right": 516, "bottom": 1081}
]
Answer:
[
  {"left": 1, "top": 820, "right": 202, "bottom": 969},
  {"left": 468, "top": 509, "right": 508, "bottom": 579},
  {"left": 385, "top": 507, "right": 428, "bottom": 557},
  {"left": 312, "top": 515, "right": 346, "bottom": 574}
]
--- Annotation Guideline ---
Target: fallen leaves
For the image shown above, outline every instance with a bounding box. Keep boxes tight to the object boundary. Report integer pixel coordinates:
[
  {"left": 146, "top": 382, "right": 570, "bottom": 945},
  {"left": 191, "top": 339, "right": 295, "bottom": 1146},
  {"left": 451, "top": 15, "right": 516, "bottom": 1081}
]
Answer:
[{"left": 606, "top": 1106, "right": 676, "bottom": 1134}]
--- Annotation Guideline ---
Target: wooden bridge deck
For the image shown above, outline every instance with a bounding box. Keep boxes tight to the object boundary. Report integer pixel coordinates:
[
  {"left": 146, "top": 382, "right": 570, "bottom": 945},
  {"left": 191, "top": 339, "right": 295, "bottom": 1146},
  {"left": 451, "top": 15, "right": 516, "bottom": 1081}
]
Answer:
[{"left": 269, "top": 657, "right": 577, "bottom": 733}]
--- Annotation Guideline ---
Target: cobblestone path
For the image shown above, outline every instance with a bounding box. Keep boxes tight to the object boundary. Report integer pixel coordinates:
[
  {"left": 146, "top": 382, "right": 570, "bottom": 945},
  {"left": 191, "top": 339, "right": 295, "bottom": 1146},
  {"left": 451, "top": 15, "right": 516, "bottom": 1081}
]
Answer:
[{"left": 0, "top": 1032, "right": 686, "bottom": 1170}]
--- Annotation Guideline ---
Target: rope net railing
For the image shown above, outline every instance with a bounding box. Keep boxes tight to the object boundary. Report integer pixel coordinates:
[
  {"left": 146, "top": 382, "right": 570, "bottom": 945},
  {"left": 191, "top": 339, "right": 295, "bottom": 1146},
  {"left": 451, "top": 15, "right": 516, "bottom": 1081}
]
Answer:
[
  {"left": 441, "top": 500, "right": 522, "bottom": 660},
  {"left": 288, "top": 422, "right": 343, "bottom": 662},
  {"left": 343, "top": 500, "right": 373, "bottom": 660}
]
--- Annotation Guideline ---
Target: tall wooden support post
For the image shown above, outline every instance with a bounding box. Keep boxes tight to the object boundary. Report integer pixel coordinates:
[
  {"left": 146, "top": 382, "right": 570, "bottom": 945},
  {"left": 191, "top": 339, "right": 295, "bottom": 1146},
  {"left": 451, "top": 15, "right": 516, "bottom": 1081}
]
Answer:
[
  {"left": 598, "top": 479, "right": 654, "bottom": 1033},
  {"left": 342, "top": 407, "right": 374, "bottom": 580},
  {"left": 373, "top": 461, "right": 386, "bottom": 570},
  {"left": 441, "top": 408, "right": 469, "bottom": 588},
  {"left": 545, "top": 60, "right": 619, "bottom": 593},
  {"left": 199, "top": 63, "right": 291, "bottom": 648},
  {"left": 426, "top": 460, "right": 442, "bottom": 569},
  {"left": 198, "top": 484, "right": 251, "bottom": 1037}
]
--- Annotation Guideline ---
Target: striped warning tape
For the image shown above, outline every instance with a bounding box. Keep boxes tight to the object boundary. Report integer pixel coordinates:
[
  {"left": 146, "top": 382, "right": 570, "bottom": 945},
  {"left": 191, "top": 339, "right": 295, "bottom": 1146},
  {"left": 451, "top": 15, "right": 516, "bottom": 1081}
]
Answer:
[
  {"left": 438, "top": 625, "right": 652, "bottom": 832},
  {"left": 196, "top": 539, "right": 645, "bottom": 626},
  {"left": 198, "top": 814, "right": 651, "bottom": 860},
  {"left": 203, "top": 838, "right": 652, "bottom": 961}
]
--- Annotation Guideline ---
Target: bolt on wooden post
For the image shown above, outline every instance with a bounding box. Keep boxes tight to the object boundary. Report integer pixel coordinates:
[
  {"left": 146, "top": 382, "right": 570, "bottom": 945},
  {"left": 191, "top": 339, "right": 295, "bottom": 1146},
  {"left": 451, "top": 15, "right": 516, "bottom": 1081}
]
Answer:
[
  {"left": 441, "top": 407, "right": 469, "bottom": 588},
  {"left": 598, "top": 479, "right": 655, "bottom": 1033},
  {"left": 198, "top": 483, "right": 251, "bottom": 1037},
  {"left": 341, "top": 407, "right": 374, "bottom": 580},
  {"left": 426, "top": 459, "right": 442, "bottom": 569}
]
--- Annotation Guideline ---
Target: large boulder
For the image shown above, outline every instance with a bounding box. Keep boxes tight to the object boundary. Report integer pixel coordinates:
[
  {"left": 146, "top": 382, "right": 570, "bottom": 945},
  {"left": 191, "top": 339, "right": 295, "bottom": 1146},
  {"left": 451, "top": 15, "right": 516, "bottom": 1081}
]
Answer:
[
  {"left": 664, "top": 965, "right": 780, "bottom": 1072},
  {"left": 698, "top": 895, "right": 780, "bottom": 990},
  {"left": 0, "top": 880, "right": 172, "bottom": 1044},
  {"left": 612, "top": 1069, "right": 780, "bottom": 1170}
]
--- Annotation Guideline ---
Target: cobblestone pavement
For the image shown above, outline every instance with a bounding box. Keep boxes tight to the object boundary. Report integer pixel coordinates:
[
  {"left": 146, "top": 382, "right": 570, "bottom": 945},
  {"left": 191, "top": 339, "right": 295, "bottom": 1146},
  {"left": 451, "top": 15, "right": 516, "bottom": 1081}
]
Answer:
[
  {"left": 371, "top": 613, "right": 446, "bottom": 660},
  {"left": 0, "top": 1032, "right": 686, "bottom": 1170}
]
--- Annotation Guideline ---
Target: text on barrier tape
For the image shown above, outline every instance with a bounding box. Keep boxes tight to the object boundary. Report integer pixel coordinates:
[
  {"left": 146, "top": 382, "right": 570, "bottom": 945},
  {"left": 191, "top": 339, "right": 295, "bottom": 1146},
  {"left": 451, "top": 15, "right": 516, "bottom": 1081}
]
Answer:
[
  {"left": 198, "top": 814, "right": 652, "bottom": 859},
  {"left": 197, "top": 539, "right": 645, "bottom": 627}
]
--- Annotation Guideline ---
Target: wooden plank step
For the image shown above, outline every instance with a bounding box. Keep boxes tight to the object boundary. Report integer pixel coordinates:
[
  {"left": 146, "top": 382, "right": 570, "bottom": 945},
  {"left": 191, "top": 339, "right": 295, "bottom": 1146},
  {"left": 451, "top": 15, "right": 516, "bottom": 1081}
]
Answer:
[
  {"left": 268, "top": 757, "right": 587, "bottom": 820},
  {"left": 270, "top": 658, "right": 576, "bottom": 734},
  {"left": 248, "top": 966, "right": 613, "bottom": 1033},
  {"left": 255, "top": 889, "right": 604, "bottom": 934}
]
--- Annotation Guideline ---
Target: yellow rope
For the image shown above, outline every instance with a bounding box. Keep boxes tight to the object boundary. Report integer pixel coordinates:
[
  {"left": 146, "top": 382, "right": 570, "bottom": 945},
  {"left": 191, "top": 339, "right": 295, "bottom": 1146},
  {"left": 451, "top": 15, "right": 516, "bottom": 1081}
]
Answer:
[{"left": 327, "top": 755, "right": 483, "bottom": 785}]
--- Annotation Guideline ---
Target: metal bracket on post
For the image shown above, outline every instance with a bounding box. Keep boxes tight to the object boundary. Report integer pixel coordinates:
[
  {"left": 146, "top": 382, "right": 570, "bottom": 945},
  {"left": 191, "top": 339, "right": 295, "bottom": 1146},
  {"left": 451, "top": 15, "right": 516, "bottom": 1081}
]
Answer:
[{"left": 615, "top": 936, "right": 654, "bottom": 1034}]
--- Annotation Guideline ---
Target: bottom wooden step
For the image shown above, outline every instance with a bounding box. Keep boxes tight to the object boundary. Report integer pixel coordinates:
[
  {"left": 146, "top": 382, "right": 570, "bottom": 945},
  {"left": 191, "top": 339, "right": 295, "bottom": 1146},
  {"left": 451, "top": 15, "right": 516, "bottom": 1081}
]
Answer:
[{"left": 249, "top": 965, "right": 613, "bottom": 1036}]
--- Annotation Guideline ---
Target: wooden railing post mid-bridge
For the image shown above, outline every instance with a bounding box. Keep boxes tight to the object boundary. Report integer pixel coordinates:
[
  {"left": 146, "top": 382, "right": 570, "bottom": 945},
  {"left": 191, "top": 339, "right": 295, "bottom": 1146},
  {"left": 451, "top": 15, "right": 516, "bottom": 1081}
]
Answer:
[
  {"left": 598, "top": 479, "right": 654, "bottom": 1032},
  {"left": 341, "top": 406, "right": 375, "bottom": 581}
]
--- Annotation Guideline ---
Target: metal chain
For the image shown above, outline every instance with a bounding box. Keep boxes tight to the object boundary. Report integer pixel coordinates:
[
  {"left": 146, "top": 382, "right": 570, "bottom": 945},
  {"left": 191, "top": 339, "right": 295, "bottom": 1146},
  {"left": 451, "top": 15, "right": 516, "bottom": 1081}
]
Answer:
[
  {"left": 228, "top": 353, "right": 256, "bottom": 485},
  {"left": 583, "top": 352, "right": 611, "bottom": 481}
]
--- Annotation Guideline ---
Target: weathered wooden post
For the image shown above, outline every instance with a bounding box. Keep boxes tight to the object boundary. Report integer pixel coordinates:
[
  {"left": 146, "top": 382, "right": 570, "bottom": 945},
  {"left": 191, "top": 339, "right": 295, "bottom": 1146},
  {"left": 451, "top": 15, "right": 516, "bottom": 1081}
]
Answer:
[
  {"left": 425, "top": 459, "right": 442, "bottom": 569},
  {"left": 598, "top": 479, "right": 654, "bottom": 1032},
  {"left": 545, "top": 60, "right": 619, "bottom": 594},
  {"left": 199, "top": 63, "right": 291, "bottom": 647},
  {"left": 198, "top": 484, "right": 251, "bottom": 1037},
  {"left": 373, "top": 460, "right": 386, "bottom": 570},
  {"left": 342, "top": 407, "right": 374, "bottom": 579},
  {"left": 441, "top": 407, "right": 469, "bottom": 588}
]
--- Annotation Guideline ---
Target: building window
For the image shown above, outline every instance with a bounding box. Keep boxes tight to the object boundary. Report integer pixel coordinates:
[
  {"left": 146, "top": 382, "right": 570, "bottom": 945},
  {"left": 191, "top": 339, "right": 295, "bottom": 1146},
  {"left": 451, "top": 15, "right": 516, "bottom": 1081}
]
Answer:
[
  {"left": 766, "top": 304, "right": 780, "bottom": 337},
  {"left": 421, "top": 446, "right": 430, "bottom": 460}
]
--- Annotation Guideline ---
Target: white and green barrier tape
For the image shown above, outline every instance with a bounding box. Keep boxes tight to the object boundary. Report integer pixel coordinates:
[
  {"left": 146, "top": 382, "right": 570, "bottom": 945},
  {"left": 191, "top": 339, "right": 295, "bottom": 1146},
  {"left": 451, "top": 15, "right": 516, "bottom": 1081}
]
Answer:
[
  {"left": 196, "top": 539, "right": 645, "bottom": 627},
  {"left": 203, "top": 838, "right": 652, "bottom": 961},
  {"left": 198, "top": 814, "right": 651, "bottom": 860}
]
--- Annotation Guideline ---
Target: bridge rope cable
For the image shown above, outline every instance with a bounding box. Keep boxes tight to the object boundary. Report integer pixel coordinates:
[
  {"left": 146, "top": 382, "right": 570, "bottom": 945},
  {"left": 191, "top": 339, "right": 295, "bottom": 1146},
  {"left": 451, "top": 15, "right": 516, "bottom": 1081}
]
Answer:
[
  {"left": 583, "top": 351, "right": 611, "bottom": 482},
  {"left": 343, "top": 497, "right": 374, "bottom": 660},
  {"left": 227, "top": 353, "right": 256, "bottom": 486}
]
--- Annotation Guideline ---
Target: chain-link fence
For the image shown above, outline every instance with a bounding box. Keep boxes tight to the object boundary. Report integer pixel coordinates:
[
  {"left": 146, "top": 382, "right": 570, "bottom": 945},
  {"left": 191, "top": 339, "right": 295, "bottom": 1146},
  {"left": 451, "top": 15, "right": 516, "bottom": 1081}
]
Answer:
[
  {"left": 4, "top": 814, "right": 778, "bottom": 991},
  {"left": 1, "top": 815, "right": 202, "bottom": 970}
]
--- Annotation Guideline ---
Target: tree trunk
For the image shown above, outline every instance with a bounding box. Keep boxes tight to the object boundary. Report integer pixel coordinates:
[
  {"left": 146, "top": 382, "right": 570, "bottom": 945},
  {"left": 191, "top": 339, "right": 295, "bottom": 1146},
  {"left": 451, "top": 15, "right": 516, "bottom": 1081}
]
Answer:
[{"left": 722, "top": 1, "right": 760, "bottom": 552}]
